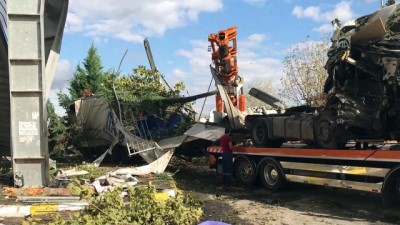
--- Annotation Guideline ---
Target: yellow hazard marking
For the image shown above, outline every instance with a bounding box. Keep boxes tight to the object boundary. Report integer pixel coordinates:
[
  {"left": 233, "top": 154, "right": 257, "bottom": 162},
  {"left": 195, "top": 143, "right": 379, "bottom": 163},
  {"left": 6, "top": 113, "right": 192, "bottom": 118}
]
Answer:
[
  {"left": 154, "top": 192, "right": 170, "bottom": 201},
  {"left": 345, "top": 167, "right": 367, "bottom": 175},
  {"left": 153, "top": 180, "right": 177, "bottom": 201},
  {"left": 30, "top": 204, "right": 58, "bottom": 216}
]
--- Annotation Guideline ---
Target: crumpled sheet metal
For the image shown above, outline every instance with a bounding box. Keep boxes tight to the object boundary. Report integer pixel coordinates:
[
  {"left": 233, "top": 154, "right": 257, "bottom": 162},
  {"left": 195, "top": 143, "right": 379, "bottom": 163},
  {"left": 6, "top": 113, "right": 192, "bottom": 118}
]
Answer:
[
  {"left": 109, "top": 148, "right": 175, "bottom": 176},
  {"left": 184, "top": 123, "right": 225, "bottom": 142}
]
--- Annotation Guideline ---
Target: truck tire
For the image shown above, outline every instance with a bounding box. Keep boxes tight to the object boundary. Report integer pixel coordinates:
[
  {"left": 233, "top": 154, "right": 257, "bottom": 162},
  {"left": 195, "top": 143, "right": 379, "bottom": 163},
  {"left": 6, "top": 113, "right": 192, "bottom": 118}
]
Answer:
[
  {"left": 252, "top": 118, "right": 283, "bottom": 147},
  {"left": 395, "top": 173, "right": 400, "bottom": 200},
  {"left": 396, "top": 174, "right": 400, "bottom": 203},
  {"left": 234, "top": 157, "right": 256, "bottom": 186},
  {"left": 314, "top": 112, "right": 344, "bottom": 149},
  {"left": 258, "top": 159, "right": 285, "bottom": 191},
  {"left": 382, "top": 168, "right": 400, "bottom": 207}
]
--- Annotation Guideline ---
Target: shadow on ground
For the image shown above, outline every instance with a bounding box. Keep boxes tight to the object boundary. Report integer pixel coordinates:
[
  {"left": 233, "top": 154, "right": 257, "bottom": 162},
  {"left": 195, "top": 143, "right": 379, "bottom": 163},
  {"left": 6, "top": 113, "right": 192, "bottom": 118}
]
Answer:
[{"left": 168, "top": 157, "right": 400, "bottom": 225}]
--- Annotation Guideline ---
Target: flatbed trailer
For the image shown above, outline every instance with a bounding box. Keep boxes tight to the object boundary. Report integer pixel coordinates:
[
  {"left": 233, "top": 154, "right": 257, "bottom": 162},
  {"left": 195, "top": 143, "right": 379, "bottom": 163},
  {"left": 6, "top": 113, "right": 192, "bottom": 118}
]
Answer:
[{"left": 207, "top": 145, "right": 400, "bottom": 206}]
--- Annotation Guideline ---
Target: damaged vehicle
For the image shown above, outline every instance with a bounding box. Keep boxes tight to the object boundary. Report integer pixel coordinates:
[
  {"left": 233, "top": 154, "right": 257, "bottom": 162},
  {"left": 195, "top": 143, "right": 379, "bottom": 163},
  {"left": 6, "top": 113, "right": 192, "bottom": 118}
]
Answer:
[{"left": 245, "top": 3, "right": 400, "bottom": 149}]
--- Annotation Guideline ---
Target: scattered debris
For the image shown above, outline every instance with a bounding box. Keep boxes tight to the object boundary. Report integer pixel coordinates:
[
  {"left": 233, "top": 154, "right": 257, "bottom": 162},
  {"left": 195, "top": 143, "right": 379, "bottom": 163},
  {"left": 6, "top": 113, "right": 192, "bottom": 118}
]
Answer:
[
  {"left": 54, "top": 168, "right": 89, "bottom": 179},
  {"left": 16, "top": 196, "right": 81, "bottom": 203},
  {"left": 3, "top": 187, "right": 73, "bottom": 197}
]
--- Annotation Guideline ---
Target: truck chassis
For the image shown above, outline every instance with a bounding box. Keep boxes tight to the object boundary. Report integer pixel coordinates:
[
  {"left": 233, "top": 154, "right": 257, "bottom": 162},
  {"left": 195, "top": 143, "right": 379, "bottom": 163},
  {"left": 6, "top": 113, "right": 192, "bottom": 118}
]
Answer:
[{"left": 208, "top": 145, "right": 400, "bottom": 206}]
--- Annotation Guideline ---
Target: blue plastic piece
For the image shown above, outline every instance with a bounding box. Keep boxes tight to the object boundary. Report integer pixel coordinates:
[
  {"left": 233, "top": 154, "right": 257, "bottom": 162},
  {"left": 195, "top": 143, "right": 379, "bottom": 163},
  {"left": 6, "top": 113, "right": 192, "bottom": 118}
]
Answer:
[{"left": 198, "top": 221, "right": 230, "bottom": 225}]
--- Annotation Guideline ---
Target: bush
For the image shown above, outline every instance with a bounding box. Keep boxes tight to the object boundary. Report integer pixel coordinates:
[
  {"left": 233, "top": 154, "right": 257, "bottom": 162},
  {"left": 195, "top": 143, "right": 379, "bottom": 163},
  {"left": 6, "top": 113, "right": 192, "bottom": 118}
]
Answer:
[{"left": 29, "top": 182, "right": 203, "bottom": 225}]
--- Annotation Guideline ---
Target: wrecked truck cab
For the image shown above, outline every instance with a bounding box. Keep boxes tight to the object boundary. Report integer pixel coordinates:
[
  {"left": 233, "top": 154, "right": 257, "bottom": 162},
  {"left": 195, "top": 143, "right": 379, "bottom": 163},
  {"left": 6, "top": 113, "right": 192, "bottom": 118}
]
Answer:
[
  {"left": 246, "top": 4, "right": 400, "bottom": 149},
  {"left": 323, "top": 3, "right": 400, "bottom": 141}
]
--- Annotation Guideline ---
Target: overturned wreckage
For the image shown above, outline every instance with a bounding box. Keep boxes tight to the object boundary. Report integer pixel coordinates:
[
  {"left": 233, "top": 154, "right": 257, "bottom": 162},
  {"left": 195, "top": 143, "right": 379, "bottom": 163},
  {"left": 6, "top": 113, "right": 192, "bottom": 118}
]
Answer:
[
  {"left": 68, "top": 91, "right": 216, "bottom": 168},
  {"left": 68, "top": 96, "right": 169, "bottom": 166},
  {"left": 246, "top": 4, "right": 400, "bottom": 149}
]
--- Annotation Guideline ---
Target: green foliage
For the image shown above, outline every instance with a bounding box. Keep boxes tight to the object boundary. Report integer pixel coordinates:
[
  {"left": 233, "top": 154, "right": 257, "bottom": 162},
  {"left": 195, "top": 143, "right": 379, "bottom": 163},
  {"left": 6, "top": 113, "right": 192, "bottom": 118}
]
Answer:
[
  {"left": 69, "top": 44, "right": 107, "bottom": 100},
  {"left": 154, "top": 172, "right": 173, "bottom": 180},
  {"left": 103, "top": 65, "right": 193, "bottom": 122},
  {"left": 47, "top": 100, "right": 68, "bottom": 158},
  {"left": 46, "top": 184, "right": 203, "bottom": 225},
  {"left": 58, "top": 44, "right": 109, "bottom": 109},
  {"left": 67, "top": 179, "right": 96, "bottom": 200},
  {"left": 75, "top": 163, "right": 113, "bottom": 180},
  {"left": 47, "top": 100, "right": 85, "bottom": 159},
  {"left": 57, "top": 91, "right": 73, "bottom": 111},
  {"left": 280, "top": 36, "right": 330, "bottom": 107},
  {"left": 105, "top": 66, "right": 167, "bottom": 106}
]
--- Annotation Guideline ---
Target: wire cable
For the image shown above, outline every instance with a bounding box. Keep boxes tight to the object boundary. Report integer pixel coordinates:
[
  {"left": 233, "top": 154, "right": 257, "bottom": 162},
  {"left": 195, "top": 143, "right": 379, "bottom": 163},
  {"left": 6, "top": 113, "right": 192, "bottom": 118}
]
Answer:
[{"left": 198, "top": 76, "right": 214, "bottom": 121}]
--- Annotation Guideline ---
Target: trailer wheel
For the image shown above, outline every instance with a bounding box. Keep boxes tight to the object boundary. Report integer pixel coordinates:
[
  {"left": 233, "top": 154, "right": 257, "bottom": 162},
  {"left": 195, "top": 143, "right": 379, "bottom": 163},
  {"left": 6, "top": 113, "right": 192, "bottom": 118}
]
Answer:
[
  {"left": 252, "top": 118, "right": 283, "bottom": 147},
  {"left": 382, "top": 168, "right": 400, "bottom": 207},
  {"left": 396, "top": 174, "right": 400, "bottom": 202},
  {"left": 314, "top": 112, "right": 340, "bottom": 149},
  {"left": 234, "top": 157, "right": 256, "bottom": 185},
  {"left": 259, "top": 159, "right": 285, "bottom": 191}
]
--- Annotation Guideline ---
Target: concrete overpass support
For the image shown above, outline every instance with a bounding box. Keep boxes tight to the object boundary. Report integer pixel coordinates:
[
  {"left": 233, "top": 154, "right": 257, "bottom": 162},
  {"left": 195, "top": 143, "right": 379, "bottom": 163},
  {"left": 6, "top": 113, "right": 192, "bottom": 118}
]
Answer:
[{"left": 7, "top": 0, "right": 68, "bottom": 187}]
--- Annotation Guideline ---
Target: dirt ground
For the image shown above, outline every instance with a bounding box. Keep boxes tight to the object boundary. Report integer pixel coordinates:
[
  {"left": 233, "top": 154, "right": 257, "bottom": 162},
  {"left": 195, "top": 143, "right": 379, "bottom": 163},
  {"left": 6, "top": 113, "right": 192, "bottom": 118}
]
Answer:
[
  {"left": 170, "top": 158, "right": 400, "bottom": 225},
  {"left": 2, "top": 156, "right": 400, "bottom": 225}
]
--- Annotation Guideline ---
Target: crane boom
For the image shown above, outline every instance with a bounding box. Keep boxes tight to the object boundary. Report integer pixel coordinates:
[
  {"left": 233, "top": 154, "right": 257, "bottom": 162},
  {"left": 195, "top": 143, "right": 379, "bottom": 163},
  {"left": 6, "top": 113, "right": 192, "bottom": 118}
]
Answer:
[
  {"left": 208, "top": 26, "right": 246, "bottom": 126},
  {"left": 143, "top": 38, "right": 174, "bottom": 91},
  {"left": 143, "top": 38, "right": 157, "bottom": 73}
]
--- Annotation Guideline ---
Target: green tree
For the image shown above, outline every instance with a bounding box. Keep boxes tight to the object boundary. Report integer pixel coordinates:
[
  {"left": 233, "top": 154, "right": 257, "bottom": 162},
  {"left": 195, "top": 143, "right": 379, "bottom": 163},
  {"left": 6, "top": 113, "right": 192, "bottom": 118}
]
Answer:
[
  {"left": 47, "top": 99, "right": 84, "bottom": 158},
  {"left": 104, "top": 65, "right": 187, "bottom": 116},
  {"left": 46, "top": 100, "right": 68, "bottom": 158},
  {"left": 280, "top": 36, "right": 330, "bottom": 107},
  {"left": 102, "top": 65, "right": 193, "bottom": 137},
  {"left": 58, "top": 43, "right": 108, "bottom": 108}
]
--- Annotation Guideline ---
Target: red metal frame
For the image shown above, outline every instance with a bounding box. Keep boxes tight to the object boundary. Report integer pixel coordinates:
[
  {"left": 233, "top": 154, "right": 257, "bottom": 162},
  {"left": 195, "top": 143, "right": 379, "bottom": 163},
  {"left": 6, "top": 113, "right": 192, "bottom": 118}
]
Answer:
[{"left": 207, "top": 146, "right": 400, "bottom": 162}]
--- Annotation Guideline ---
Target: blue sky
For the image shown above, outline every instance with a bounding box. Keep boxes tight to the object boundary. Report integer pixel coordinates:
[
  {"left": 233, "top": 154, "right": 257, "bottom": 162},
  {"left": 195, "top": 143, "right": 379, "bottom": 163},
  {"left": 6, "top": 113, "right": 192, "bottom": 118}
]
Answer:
[{"left": 49, "top": 0, "right": 393, "bottom": 116}]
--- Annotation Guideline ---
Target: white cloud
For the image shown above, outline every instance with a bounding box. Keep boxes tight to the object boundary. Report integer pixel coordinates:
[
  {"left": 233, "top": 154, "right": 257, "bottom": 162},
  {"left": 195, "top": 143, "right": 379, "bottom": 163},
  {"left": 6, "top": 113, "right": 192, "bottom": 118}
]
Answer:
[
  {"left": 93, "top": 36, "right": 109, "bottom": 45},
  {"left": 48, "top": 89, "right": 67, "bottom": 116},
  {"left": 66, "top": 0, "right": 223, "bottom": 43},
  {"left": 172, "top": 40, "right": 214, "bottom": 117},
  {"left": 239, "top": 57, "right": 283, "bottom": 84},
  {"left": 239, "top": 33, "right": 267, "bottom": 48},
  {"left": 64, "top": 12, "right": 83, "bottom": 33},
  {"left": 238, "top": 34, "right": 283, "bottom": 83},
  {"left": 242, "top": 0, "right": 267, "bottom": 6},
  {"left": 173, "top": 39, "right": 211, "bottom": 95},
  {"left": 48, "top": 59, "right": 73, "bottom": 116},
  {"left": 325, "top": 1, "right": 355, "bottom": 22},
  {"left": 170, "top": 68, "right": 187, "bottom": 79},
  {"left": 292, "top": 1, "right": 356, "bottom": 23},
  {"left": 292, "top": 5, "right": 322, "bottom": 21},
  {"left": 313, "top": 24, "right": 333, "bottom": 35},
  {"left": 51, "top": 59, "right": 73, "bottom": 90}
]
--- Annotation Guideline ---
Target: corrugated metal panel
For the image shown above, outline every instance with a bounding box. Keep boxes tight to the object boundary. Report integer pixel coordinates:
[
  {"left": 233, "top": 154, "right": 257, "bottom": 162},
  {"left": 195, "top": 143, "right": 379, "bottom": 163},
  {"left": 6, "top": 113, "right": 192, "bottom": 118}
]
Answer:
[
  {"left": 0, "top": 0, "right": 9, "bottom": 156},
  {"left": 0, "top": 0, "right": 7, "bottom": 40}
]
